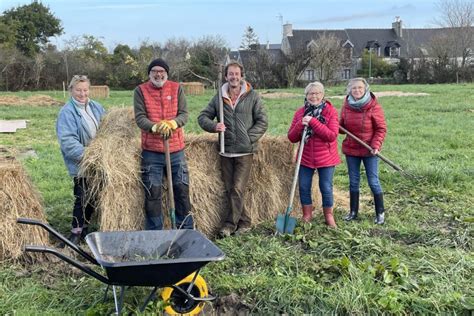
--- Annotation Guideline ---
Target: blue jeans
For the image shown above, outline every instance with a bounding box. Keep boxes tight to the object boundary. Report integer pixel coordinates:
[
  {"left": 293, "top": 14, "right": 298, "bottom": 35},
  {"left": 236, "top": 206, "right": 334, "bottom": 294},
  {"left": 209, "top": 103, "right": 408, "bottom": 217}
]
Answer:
[
  {"left": 141, "top": 150, "right": 194, "bottom": 230},
  {"left": 298, "top": 165, "right": 335, "bottom": 207},
  {"left": 346, "top": 155, "right": 383, "bottom": 194}
]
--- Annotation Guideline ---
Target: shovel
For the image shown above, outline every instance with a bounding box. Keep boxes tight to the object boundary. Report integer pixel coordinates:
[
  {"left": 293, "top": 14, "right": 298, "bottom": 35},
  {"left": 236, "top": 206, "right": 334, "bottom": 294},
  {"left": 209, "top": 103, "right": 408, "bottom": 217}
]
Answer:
[
  {"left": 164, "top": 139, "right": 176, "bottom": 229},
  {"left": 276, "top": 127, "right": 308, "bottom": 234}
]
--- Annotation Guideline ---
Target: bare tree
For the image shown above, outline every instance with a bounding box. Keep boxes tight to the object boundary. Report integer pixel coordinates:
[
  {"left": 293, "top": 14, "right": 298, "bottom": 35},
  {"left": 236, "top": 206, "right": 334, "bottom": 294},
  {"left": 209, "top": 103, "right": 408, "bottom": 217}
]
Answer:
[
  {"left": 435, "top": 0, "right": 474, "bottom": 81},
  {"left": 308, "top": 33, "right": 347, "bottom": 83}
]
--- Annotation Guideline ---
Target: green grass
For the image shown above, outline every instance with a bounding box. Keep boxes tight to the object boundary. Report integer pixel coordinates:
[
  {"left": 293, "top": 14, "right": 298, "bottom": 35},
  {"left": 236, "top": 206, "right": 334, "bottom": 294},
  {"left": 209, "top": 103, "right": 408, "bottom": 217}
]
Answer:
[{"left": 0, "top": 84, "right": 473, "bottom": 314}]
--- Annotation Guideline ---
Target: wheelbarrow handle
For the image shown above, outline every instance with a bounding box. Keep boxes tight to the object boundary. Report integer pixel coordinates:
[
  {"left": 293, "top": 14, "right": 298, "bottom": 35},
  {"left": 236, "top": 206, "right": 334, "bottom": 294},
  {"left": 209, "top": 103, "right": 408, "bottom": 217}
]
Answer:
[
  {"left": 17, "top": 217, "right": 97, "bottom": 265},
  {"left": 24, "top": 245, "right": 110, "bottom": 285}
]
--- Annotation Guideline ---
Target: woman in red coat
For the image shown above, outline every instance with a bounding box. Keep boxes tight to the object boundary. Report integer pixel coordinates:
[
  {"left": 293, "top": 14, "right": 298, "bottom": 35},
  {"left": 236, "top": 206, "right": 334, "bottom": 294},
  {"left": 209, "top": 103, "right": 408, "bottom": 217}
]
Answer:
[
  {"left": 288, "top": 82, "right": 341, "bottom": 227},
  {"left": 340, "top": 78, "right": 387, "bottom": 224}
]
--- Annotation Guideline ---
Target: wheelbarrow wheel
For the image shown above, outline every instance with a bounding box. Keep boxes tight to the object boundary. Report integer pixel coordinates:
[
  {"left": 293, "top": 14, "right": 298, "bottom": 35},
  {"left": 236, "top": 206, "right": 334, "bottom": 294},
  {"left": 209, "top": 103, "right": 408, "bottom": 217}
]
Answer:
[{"left": 161, "top": 272, "right": 208, "bottom": 315}]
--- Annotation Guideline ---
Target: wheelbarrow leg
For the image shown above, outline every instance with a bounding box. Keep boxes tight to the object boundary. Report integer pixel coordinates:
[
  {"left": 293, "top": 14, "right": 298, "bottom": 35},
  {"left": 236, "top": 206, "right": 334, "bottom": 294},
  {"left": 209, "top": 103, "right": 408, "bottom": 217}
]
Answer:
[
  {"left": 103, "top": 285, "right": 110, "bottom": 303},
  {"left": 140, "top": 287, "right": 159, "bottom": 312},
  {"left": 112, "top": 285, "right": 126, "bottom": 315}
]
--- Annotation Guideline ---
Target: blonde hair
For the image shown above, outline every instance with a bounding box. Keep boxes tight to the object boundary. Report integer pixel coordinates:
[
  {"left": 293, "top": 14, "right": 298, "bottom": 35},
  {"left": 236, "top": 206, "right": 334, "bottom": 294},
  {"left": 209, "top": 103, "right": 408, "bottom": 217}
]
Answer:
[
  {"left": 68, "top": 75, "right": 90, "bottom": 91},
  {"left": 304, "top": 81, "right": 324, "bottom": 95}
]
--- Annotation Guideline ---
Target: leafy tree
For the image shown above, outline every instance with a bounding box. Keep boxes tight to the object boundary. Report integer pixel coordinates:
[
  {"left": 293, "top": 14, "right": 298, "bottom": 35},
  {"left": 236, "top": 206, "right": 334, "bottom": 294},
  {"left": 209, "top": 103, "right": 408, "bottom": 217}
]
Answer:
[
  {"left": 240, "top": 26, "right": 259, "bottom": 50},
  {"left": 358, "top": 49, "right": 396, "bottom": 78},
  {"left": 1, "top": 1, "right": 63, "bottom": 56}
]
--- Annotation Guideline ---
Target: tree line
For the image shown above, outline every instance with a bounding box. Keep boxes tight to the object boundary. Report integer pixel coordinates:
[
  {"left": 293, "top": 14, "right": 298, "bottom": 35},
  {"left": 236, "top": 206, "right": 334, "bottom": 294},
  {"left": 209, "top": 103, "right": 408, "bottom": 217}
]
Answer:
[{"left": 0, "top": 1, "right": 472, "bottom": 91}]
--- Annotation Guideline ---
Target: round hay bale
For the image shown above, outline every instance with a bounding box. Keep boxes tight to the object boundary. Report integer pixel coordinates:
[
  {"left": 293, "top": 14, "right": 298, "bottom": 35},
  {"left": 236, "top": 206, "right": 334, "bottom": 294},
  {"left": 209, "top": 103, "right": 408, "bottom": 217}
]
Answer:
[{"left": 0, "top": 155, "right": 50, "bottom": 262}]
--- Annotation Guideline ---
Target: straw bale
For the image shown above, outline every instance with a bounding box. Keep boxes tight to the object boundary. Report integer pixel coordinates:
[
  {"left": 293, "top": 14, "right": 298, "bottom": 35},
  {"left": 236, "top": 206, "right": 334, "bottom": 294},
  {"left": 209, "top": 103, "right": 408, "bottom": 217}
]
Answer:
[
  {"left": 80, "top": 107, "right": 143, "bottom": 232},
  {"left": 81, "top": 109, "right": 348, "bottom": 237},
  {"left": 181, "top": 82, "right": 205, "bottom": 95},
  {"left": 89, "top": 85, "right": 110, "bottom": 99},
  {"left": 0, "top": 153, "right": 50, "bottom": 262}
]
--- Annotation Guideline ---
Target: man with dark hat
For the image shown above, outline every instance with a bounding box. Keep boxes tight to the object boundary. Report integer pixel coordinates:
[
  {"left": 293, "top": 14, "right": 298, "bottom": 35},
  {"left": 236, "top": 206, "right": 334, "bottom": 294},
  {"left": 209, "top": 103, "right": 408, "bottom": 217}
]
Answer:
[{"left": 134, "top": 58, "right": 194, "bottom": 230}]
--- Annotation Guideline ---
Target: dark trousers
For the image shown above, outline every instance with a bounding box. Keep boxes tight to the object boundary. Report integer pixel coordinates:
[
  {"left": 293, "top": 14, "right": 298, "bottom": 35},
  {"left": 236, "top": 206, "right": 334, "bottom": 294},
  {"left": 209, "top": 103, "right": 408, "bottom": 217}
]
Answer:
[
  {"left": 71, "top": 177, "right": 94, "bottom": 232},
  {"left": 220, "top": 154, "right": 253, "bottom": 231},
  {"left": 141, "top": 149, "right": 194, "bottom": 230}
]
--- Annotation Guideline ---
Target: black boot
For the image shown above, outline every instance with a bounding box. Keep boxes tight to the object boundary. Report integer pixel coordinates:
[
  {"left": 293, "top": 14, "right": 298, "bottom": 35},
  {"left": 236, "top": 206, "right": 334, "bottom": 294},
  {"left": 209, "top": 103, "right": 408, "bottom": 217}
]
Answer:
[
  {"left": 344, "top": 191, "right": 359, "bottom": 221},
  {"left": 374, "top": 193, "right": 385, "bottom": 225}
]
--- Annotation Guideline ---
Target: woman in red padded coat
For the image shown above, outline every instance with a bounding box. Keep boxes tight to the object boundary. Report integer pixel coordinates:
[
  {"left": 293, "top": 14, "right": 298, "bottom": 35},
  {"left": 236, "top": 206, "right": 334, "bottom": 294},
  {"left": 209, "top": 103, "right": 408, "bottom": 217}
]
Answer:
[
  {"left": 340, "top": 78, "right": 387, "bottom": 224},
  {"left": 288, "top": 81, "right": 341, "bottom": 228}
]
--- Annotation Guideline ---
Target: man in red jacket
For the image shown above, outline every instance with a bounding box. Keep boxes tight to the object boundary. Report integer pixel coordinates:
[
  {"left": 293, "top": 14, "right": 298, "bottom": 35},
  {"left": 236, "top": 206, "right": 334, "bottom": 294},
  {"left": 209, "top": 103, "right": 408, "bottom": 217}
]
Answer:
[{"left": 134, "top": 58, "right": 194, "bottom": 230}]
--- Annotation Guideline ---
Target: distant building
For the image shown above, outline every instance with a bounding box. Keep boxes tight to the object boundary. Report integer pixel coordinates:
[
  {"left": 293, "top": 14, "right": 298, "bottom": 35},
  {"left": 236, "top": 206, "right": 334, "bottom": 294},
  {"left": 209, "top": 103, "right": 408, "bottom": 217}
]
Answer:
[{"left": 230, "top": 17, "right": 472, "bottom": 82}]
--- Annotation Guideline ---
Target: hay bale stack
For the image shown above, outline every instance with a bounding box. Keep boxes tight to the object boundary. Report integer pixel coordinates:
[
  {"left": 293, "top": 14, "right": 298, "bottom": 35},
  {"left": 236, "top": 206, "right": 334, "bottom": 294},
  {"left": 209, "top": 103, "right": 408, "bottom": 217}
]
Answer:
[
  {"left": 181, "top": 82, "right": 205, "bottom": 95},
  {"left": 0, "top": 153, "right": 50, "bottom": 261},
  {"left": 89, "top": 85, "right": 110, "bottom": 99},
  {"left": 80, "top": 107, "right": 143, "bottom": 232},
  {"left": 81, "top": 109, "right": 348, "bottom": 236}
]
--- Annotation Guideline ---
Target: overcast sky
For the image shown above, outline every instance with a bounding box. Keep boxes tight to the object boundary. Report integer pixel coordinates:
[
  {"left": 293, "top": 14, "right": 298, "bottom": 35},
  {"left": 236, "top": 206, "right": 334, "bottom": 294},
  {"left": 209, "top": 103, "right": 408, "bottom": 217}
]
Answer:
[{"left": 0, "top": 0, "right": 440, "bottom": 51}]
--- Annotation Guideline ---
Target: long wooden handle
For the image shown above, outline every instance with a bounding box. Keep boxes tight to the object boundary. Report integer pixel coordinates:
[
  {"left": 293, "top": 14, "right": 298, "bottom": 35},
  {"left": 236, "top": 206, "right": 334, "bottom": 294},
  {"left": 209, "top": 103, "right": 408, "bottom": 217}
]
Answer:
[
  {"left": 218, "top": 65, "right": 225, "bottom": 154},
  {"left": 164, "top": 139, "right": 176, "bottom": 229},
  {"left": 339, "top": 126, "right": 404, "bottom": 172},
  {"left": 287, "top": 127, "right": 308, "bottom": 213}
]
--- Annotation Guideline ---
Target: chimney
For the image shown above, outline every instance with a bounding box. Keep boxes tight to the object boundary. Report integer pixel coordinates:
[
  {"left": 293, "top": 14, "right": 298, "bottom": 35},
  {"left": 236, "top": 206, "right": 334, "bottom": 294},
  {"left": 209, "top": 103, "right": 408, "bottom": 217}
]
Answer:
[
  {"left": 283, "top": 23, "right": 293, "bottom": 37},
  {"left": 392, "top": 16, "right": 402, "bottom": 38}
]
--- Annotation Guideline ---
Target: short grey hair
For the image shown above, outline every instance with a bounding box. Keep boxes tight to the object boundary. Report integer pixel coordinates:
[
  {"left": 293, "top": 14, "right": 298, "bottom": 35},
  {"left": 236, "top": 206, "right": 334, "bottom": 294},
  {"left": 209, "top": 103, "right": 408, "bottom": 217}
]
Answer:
[
  {"left": 346, "top": 77, "right": 369, "bottom": 95},
  {"left": 68, "top": 75, "right": 90, "bottom": 91},
  {"left": 304, "top": 81, "right": 325, "bottom": 95}
]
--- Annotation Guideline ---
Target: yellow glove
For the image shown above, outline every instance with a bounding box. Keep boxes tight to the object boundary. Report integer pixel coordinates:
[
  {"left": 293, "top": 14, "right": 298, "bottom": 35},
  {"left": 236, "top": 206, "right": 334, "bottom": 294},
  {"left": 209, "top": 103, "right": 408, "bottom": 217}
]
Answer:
[
  {"left": 157, "top": 120, "right": 178, "bottom": 139},
  {"left": 151, "top": 124, "right": 159, "bottom": 133}
]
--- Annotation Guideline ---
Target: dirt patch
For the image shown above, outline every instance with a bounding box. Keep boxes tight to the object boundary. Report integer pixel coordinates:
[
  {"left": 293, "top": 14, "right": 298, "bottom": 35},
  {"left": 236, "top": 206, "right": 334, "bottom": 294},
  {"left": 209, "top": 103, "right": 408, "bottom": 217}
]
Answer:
[
  {"left": 330, "top": 91, "right": 430, "bottom": 99},
  {"left": 261, "top": 92, "right": 302, "bottom": 99},
  {"left": 0, "top": 94, "right": 63, "bottom": 106}
]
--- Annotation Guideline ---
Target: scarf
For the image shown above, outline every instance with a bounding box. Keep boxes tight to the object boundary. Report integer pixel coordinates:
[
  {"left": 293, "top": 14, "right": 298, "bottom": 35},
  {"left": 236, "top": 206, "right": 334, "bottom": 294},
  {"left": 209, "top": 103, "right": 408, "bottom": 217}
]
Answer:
[
  {"left": 303, "top": 99, "right": 326, "bottom": 143},
  {"left": 347, "top": 90, "right": 371, "bottom": 109}
]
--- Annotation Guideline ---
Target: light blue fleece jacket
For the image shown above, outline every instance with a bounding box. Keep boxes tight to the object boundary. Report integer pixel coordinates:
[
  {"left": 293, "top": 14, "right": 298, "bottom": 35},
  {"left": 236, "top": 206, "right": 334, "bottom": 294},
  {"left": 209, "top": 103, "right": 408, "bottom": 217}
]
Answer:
[{"left": 56, "top": 98, "right": 105, "bottom": 176}]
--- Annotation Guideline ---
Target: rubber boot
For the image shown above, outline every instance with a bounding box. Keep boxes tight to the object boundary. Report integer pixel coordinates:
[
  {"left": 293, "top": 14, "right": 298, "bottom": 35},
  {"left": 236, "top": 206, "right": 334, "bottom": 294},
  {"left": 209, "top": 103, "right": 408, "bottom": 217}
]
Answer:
[
  {"left": 344, "top": 191, "right": 359, "bottom": 221},
  {"left": 302, "top": 205, "right": 314, "bottom": 222},
  {"left": 323, "top": 207, "right": 337, "bottom": 228},
  {"left": 374, "top": 193, "right": 385, "bottom": 225}
]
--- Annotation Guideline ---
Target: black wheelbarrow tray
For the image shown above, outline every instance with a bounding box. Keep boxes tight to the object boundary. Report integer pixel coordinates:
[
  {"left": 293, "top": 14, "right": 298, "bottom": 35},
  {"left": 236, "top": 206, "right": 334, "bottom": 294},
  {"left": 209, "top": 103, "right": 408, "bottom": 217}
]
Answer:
[{"left": 17, "top": 218, "right": 225, "bottom": 315}]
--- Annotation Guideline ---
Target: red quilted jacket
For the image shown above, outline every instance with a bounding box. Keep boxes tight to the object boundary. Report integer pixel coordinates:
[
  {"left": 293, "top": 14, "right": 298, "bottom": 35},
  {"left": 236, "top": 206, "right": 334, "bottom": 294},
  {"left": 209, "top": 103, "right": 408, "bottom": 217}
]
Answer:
[
  {"left": 288, "top": 100, "right": 341, "bottom": 169},
  {"left": 339, "top": 93, "right": 387, "bottom": 157}
]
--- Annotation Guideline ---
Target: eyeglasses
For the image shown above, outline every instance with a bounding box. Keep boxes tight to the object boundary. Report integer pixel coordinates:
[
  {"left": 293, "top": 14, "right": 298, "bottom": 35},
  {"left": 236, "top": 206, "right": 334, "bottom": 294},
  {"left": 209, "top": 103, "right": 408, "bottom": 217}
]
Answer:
[
  {"left": 307, "top": 91, "right": 323, "bottom": 96},
  {"left": 150, "top": 69, "right": 166, "bottom": 75}
]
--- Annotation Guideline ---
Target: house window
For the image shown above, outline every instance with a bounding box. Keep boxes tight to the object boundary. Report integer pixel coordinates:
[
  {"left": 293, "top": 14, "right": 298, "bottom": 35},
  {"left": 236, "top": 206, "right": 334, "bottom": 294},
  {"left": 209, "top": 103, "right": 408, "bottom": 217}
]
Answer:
[
  {"left": 390, "top": 46, "right": 400, "bottom": 57},
  {"left": 343, "top": 69, "right": 351, "bottom": 79},
  {"left": 306, "top": 69, "right": 315, "bottom": 81}
]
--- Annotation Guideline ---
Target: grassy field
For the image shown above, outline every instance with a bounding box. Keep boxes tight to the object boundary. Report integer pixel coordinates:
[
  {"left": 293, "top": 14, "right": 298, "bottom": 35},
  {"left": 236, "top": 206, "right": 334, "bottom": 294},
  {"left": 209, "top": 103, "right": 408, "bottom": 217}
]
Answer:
[{"left": 0, "top": 83, "right": 473, "bottom": 314}]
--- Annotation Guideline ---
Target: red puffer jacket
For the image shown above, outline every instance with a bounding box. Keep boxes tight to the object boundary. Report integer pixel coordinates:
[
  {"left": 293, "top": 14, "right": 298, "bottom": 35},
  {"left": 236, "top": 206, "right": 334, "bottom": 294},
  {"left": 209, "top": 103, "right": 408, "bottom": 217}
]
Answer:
[
  {"left": 288, "top": 100, "right": 341, "bottom": 169},
  {"left": 339, "top": 93, "right": 387, "bottom": 157}
]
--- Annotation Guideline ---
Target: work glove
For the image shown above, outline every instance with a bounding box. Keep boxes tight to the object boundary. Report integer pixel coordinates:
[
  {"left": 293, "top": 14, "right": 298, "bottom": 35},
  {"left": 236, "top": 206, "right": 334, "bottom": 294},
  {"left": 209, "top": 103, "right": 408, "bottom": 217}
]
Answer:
[{"left": 157, "top": 120, "right": 178, "bottom": 139}]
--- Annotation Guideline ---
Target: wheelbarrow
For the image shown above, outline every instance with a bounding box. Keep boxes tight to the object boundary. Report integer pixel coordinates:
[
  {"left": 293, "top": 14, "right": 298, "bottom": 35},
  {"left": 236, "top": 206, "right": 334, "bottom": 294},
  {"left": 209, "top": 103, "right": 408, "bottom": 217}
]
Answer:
[{"left": 17, "top": 218, "right": 225, "bottom": 315}]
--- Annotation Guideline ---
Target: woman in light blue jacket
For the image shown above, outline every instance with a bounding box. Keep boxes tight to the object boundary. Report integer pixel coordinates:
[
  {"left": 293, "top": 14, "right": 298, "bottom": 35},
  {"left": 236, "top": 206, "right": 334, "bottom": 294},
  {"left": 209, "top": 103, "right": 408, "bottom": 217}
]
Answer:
[{"left": 56, "top": 75, "right": 105, "bottom": 245}]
